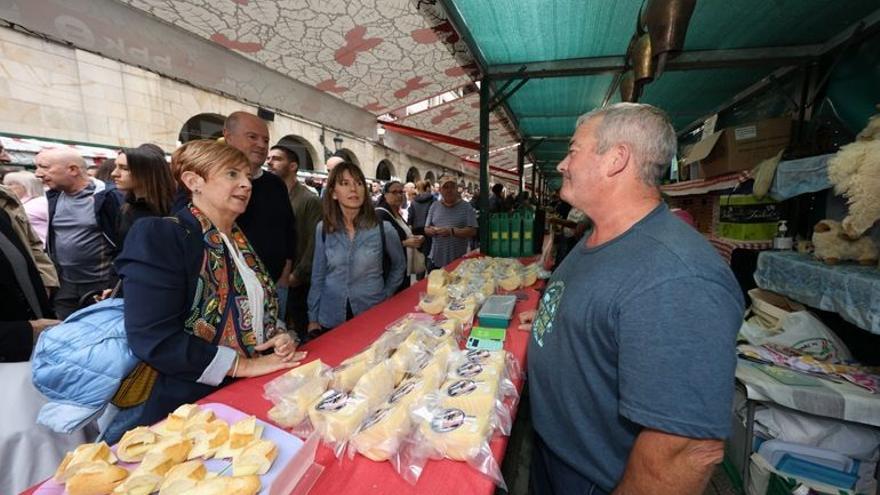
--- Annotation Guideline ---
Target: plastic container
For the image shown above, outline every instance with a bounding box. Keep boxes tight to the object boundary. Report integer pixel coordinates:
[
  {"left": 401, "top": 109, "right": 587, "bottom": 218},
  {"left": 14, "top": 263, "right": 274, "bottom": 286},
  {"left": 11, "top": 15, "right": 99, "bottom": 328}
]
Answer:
[
  {"left": 477, "top": 295, "right": 517, "bottom": 328},
  {"left": 775, "top": 454, "right": 859, "bottom": 489}
]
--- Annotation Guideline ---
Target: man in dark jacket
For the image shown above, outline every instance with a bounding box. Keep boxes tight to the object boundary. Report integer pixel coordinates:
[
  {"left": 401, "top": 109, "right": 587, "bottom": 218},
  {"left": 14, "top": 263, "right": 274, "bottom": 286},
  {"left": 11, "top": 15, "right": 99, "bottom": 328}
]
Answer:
[
  {"left": 0, "top": 207, "right": 57, "bottom": 361},
  {"left": 407, "top": 179, "right": 435, "bottom": 269},
  {"left": 36, "top": 148, "right": 122, "bottom": 319}
]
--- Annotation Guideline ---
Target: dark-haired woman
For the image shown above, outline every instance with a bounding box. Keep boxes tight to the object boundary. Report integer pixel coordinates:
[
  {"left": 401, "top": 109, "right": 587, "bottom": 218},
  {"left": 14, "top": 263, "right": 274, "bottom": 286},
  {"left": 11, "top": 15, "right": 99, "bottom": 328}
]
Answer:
[
  {"left": 111, "top": 144, "right": 176, "bottom": 247},
  {"left": 375, "top": 180, "right": 424, "bottom": 293},
  {"left": 307, "top": 162, "right": 405, "bottom": 335}
]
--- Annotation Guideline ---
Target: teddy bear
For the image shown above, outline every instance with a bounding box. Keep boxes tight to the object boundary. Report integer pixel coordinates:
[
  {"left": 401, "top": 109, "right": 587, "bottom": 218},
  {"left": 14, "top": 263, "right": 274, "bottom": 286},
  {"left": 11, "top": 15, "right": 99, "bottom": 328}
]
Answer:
[
  {"left": 811, "top": 219, "right": 878, "bottom": 265},
  {"left": 827, "top": 106, "right": 880, "bottom": 239}
]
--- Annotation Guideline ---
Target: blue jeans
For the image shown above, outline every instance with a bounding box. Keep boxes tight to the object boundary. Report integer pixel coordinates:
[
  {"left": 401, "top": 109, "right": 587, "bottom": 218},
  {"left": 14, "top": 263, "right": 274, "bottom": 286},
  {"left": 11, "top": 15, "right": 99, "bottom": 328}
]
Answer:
[{"left": 99, "top": 403, "right": 147, "bottom": 445}]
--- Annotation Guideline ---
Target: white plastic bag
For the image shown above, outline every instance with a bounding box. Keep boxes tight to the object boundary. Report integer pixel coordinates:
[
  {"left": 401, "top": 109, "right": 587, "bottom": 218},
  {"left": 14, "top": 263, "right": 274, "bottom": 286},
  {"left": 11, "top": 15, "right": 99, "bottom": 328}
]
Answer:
[{"left": 743, "top": 311, "right": 853, "bottom": 362}]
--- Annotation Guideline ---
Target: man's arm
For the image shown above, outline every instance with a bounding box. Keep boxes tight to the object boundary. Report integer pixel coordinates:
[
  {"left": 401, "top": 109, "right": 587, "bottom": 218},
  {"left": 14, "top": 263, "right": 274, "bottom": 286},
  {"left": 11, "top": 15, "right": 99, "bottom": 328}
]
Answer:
[
  {"left": 613, "top": 429, "right": 723, "bottom": 495},
  {"left": 451, "top": 226, "right": 477, "bottom": 238}
]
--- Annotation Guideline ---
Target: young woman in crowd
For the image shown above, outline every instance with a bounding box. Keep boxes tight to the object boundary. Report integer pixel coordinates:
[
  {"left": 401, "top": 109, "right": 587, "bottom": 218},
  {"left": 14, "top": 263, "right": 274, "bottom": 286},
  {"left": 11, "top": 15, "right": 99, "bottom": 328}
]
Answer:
[
  {"left": 307, "top": 162, "right": 404, "bottom": 335},
  {"left": 107, "top": 140, "right": 299, "bottom": 441},
  {"left": 375, "top": 180, "right": 424, "bottom": 293},
  {"left": 111, "top": 144, "right": 176, "bottom": 246}
]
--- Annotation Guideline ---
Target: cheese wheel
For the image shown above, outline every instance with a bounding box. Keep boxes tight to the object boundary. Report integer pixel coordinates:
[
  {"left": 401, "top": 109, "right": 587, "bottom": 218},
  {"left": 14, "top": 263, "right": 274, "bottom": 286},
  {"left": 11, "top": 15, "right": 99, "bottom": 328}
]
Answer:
[
  {"left": 308, "top": 390, "right": 370, "bottom": 443},
  {"left": 419, "top": 407, "right": 491, "bottom": 461},
  {"left": 350, "top": 402, "right": 412, "bottom": 461},
  {"left": 352, "top": 363, "right": 395, "bottom": 408},
  {"left": 439, "top": 379, "right": 497, "bottom": 416}
]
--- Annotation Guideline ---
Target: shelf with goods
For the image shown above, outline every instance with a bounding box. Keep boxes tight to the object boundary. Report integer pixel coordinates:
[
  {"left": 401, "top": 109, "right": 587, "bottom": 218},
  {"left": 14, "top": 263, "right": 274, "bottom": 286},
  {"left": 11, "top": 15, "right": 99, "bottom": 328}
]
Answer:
[{"left": 731, "top": 251, "right": 880, "bottom": 494}]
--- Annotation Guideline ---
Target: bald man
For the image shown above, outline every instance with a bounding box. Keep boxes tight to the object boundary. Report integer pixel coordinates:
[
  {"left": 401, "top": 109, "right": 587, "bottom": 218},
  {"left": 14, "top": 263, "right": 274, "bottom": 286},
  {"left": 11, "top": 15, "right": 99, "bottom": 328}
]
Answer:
[
  {"left": 223, "top": 112, "right": 297, "bottom": 310},
  {"left": 35, "top": 148, "right": 122, "bottom": 319}
]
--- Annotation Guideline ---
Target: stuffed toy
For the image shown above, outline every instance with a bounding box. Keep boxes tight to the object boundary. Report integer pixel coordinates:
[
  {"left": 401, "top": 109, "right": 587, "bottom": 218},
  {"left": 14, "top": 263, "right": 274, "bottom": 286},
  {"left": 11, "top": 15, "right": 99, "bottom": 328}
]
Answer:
[
  {"left": 827, "top": 106, "right": 880, "bottom": 239},
  {"left": 811, "top": 219, "right": 878, "bottom": 265}
]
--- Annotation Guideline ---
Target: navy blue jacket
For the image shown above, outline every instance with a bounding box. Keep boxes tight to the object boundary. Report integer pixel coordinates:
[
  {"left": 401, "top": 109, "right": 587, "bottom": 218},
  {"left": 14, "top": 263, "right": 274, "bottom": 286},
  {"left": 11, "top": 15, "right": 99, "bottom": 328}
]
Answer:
[
  {"left": 46, "top": 184, "right": 124, "bottom": 260},
  {"left": 115, "top": 208, "right": 233, "bottom": 427}
]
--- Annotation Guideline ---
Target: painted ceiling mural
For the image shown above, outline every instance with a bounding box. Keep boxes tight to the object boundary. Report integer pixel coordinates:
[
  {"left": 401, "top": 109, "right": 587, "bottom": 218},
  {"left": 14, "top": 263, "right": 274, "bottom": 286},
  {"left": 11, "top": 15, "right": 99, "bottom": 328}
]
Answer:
[
  {"left": 119, "top": 0, "right": 476, "bottom": 114},
  {"left": 119, "top": 0, "right": 521, "bottom": 171}
]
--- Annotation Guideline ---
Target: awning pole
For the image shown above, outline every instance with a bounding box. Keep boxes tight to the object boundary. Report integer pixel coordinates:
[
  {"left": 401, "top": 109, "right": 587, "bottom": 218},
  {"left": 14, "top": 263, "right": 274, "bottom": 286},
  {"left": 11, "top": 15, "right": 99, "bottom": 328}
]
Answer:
[
  {"left": 517, "top": 142, "right": 525, "bottom": 194},
  {"left": 479, "top": 78, "right": 491, "bottom": 252}
]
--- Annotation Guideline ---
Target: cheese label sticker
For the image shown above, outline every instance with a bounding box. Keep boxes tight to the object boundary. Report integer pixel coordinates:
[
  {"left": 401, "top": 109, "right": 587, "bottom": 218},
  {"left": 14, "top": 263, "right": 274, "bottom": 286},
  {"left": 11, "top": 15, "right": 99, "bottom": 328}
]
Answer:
[
  {"left": 449, "top": 300, "right": 466, "bottom": 311},
  {"left": 466, "top": 349, "right": 490, "bottom": 363},
  {"left": 389, "top": 381, "right": 417, "bottom": 404},
  {"left": 456, "top": 362, "right": 483, "bottom": 378},
  {"left": 316, "top": 391, "right": 348, "bottom": 412},
  {"left": 361, "top": 407, "right": 391, "bottom": 431},
  {"left": 446, "top": 379, "right": 477, "bottom": 397},
  {"left": 431, "top": 408, "right": 466, "bottom": 433}
]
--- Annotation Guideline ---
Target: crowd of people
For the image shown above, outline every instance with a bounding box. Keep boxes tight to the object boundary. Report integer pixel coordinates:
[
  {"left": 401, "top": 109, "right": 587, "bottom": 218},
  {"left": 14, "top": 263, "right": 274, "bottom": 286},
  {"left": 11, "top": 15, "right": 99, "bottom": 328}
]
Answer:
[{"left": 0, "top": 110, "right": 486, "bottom": 445}]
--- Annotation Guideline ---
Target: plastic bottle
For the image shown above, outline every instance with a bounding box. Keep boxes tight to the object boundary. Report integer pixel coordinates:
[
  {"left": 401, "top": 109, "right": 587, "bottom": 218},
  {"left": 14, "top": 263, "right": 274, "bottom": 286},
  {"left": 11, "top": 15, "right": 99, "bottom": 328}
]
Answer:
[{"left": 773, "top": 220, "right": 793, "bottom": 250}]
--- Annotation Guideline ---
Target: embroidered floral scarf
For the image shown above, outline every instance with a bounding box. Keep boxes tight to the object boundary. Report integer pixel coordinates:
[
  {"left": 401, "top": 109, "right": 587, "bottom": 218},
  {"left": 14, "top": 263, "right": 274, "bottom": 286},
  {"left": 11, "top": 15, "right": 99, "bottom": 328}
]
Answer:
[{"left": 184, "top": 205, "right": 279, "bottom": 357}]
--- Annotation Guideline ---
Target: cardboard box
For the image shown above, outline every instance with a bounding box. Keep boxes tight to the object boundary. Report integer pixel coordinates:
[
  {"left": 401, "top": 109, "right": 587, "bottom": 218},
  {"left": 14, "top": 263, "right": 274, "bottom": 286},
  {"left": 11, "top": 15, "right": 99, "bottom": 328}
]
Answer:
[
  {"left": 683, "top": 118, "right": 791, "bottom": 179},
  {"left": 715, "top": 194, "right": 780, "bottom": 241}
]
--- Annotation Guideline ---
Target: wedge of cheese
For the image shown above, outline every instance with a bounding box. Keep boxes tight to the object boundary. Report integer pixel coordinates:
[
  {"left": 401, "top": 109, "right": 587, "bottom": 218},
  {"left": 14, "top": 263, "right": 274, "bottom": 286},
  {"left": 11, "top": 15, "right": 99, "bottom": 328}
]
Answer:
[
  {"left": 308, "top": 390, "right": 370, "bottom": 443},
  {"left": 157, "top": 460, "right": 206, "bottom": 495},
  {"left": 330, "top": 355, "right": 373, "bottom": 392},
  {"left": 184, "top": 419, "right": 230, "bottom": 460},
  {"left": 54, "top": 441, "right": 118, "bottom": 482},
  {"left": 213, "top": 417, "right": 263, "bottom": 459},
  {"left": 117, "top": 427, "right": 159, "bottom": 463},
  {"left": 267, "top": 375, "right": 329, "bottom": 428},
  {"left": 439, "top": 379, "right": 497, "bottom": 416},
  {"left": 350, "top": 402, "right": 412, "bottom": 461},
  {"left": 231, "top": 439, "right": 278, "bottom": 476},
  {"left": 419, "top": 407, "right": 491, "bottom": 461},
  {"left": 443, "top": 299, "right": 475, "bottom": 323},
  {"left": 419, "top": 293, "right": 446, "bottom": 315},
  {"left": 447, "top": 359, "right": 502, "bottom": 385},
  {"left": 426, "top": 269, "right": 449, "bottom": 296},
  {"left": 352, "top": 363, "right": 395, "bottom": 408}
]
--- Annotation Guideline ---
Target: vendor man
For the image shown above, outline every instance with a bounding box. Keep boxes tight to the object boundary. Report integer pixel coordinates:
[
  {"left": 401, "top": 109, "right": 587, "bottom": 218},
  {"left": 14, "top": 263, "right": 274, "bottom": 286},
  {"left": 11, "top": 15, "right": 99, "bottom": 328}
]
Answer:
[{"left": 526, "top": 103, "right": 743, "bottom": 494}]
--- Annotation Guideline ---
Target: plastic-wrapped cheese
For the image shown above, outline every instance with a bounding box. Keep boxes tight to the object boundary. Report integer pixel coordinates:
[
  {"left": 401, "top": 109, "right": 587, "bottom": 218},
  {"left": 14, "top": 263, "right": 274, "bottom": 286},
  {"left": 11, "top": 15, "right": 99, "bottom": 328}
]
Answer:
[
  {"left": 267, "top": 375, "right": 329, "bottom": 428},
  {"left": 447, "top": 359, "right": 502, "bottom": 385},
  {"left": 522, "top": 267, "right": 538, "bottom": 287},
  {"left": 419, "top": 293, "right": 446, "bottom": 315},
  {"left": 463, "top": 349, "right": 507, "bottom": 375},
  {"left": 281, "top": 359, "right": 324, "bottom": 381},
  {"left": 350, "top": 402, "right": 411, "bottom": 461},
  {"left": 352, "top": 363, "right": 395, "bottom": 408},
  {"left": 330, "top": 355, "right": 372, "bottom": 392},
  {"left": 387, "top": 377, "right": 430, "bottom": 410},
  {"left": 308, "top": 390, "right": 369, "bottom": 443},
  {"left": 443, "top": 299, "right": 475, "bottom": 323},
  {"left": 419, "top": 407, "right": 491, "bottom": 461},
  {"left": 499, "top": 271, "right": 521, "bottom": 291},
  {"left": 426, "top": 269, "right": 449, "bottom": 296},
  {"left": 439, "top": 379, "right": 497, "bottom": 416}
]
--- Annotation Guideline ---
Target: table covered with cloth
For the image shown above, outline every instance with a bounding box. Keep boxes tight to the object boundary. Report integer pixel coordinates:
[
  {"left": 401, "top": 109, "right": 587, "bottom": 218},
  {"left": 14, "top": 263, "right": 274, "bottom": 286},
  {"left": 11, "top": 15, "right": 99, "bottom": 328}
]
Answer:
[{"left": 22, "top": 256, "right": 540, "bottom": 495}]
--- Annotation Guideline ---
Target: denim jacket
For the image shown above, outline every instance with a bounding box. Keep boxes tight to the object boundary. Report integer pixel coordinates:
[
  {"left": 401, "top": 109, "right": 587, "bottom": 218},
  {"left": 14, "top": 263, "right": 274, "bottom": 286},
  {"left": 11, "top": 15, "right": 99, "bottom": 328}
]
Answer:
[{"left": 308, "top": 221, "right": 405, "bottom": 328}]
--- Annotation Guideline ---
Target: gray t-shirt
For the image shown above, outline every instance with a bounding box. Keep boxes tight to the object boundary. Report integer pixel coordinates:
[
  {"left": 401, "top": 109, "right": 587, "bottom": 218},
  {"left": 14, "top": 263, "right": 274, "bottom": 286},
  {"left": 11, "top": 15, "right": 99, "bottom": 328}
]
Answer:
[
  {"left": 528, "top": 203, "right": 744, "bottom": 492},
  {"left": 53, "top": 183, "right": 113, "bottom": 283},
  {"left": 425, "top": 199, "right": 477, "bottom": 267}
]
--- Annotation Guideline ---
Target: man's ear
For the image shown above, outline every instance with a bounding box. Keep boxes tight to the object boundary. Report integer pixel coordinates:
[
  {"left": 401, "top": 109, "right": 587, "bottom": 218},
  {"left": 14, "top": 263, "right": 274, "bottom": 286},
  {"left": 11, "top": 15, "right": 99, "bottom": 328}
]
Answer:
[
  {"left": 180, "top": 170, "right": 205, "bottom": 192},
  {"left": 606, "top": 143, "right": 632, "bottom": 178}
]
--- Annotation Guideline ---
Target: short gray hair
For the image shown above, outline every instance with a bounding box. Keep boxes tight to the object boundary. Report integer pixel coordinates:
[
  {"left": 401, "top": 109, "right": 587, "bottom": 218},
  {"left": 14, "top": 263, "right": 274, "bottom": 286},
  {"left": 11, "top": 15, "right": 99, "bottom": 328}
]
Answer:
[
  {"left": 3, "top": 171, "right": 45, "bottom": 198},
  {"left": 575, "top": 102, "right": 676, "bottom": 185}
]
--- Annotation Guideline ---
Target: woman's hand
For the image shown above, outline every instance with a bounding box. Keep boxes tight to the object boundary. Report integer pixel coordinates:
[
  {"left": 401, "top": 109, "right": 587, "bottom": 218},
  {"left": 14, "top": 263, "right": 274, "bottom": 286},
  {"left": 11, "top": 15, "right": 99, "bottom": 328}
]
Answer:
[
  {"left": 255, "top": 334, "right": 299, "bottom": 362},
  {"left": 235, "top": 353, "right": 301, "bottom": 378},
  {"left": 402, "top": 235, "right": 424, "bottom": 248}
]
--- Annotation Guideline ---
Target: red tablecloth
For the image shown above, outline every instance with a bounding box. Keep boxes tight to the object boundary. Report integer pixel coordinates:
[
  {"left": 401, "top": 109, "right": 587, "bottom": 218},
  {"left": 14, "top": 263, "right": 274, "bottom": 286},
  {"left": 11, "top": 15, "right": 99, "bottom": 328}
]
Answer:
[{"left": 23, "top": 258, "right": 539, "bottom": 495}]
